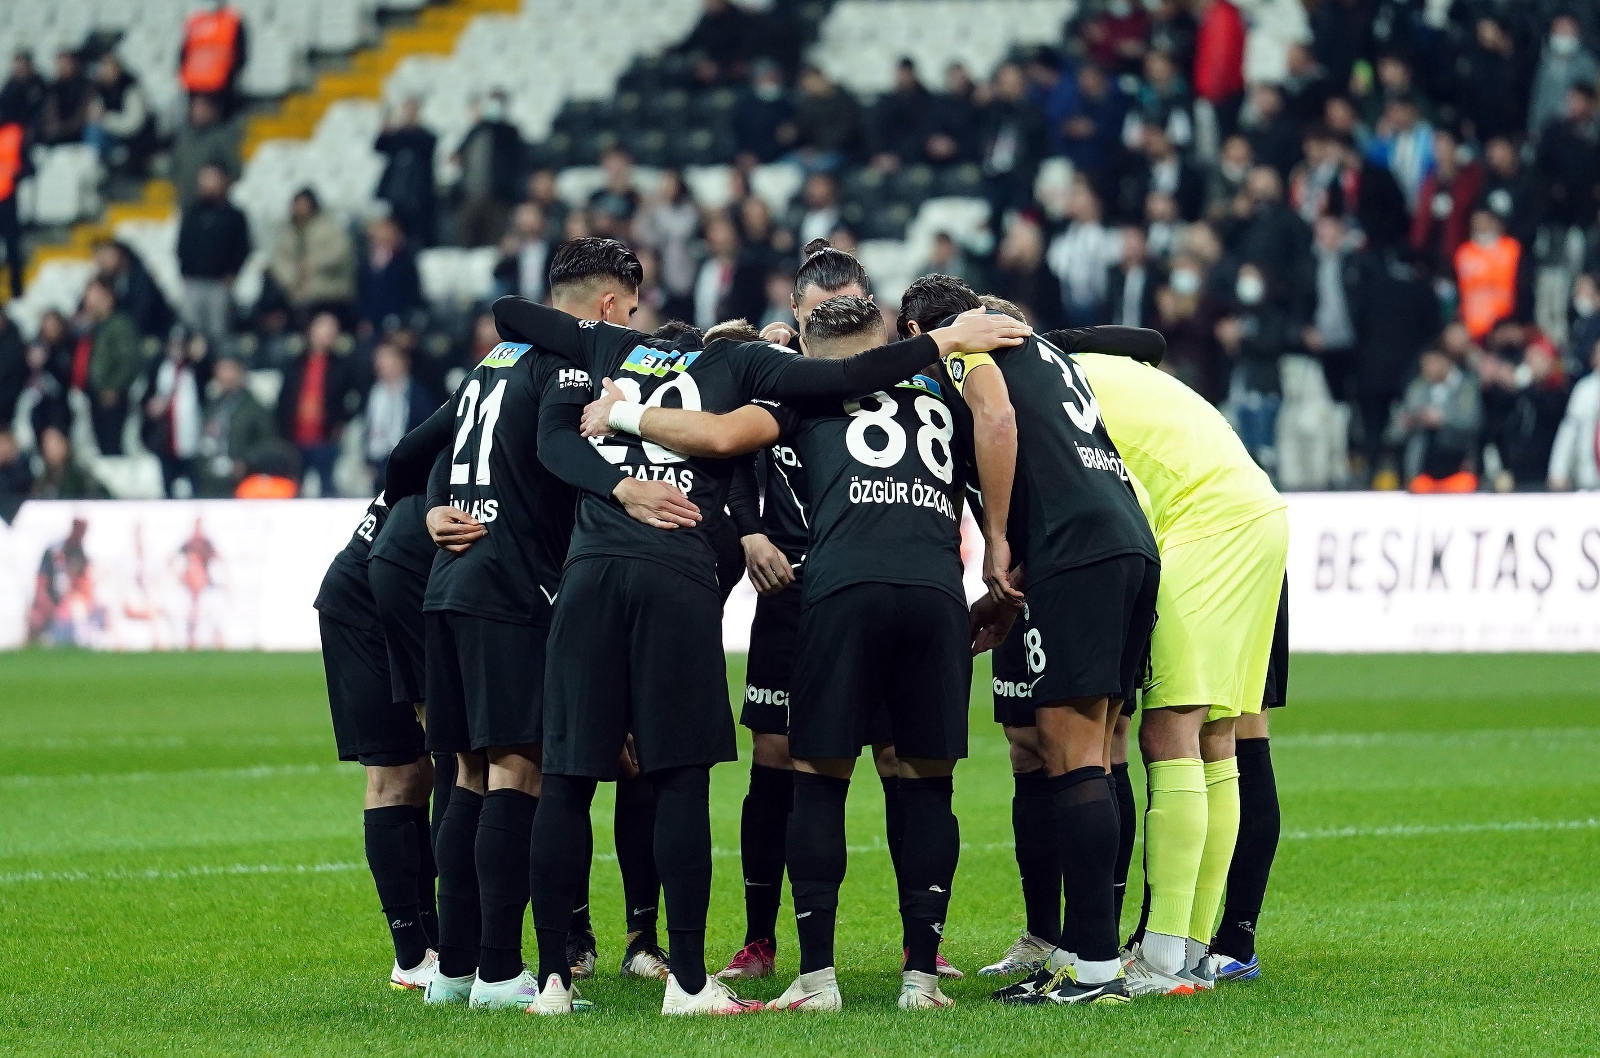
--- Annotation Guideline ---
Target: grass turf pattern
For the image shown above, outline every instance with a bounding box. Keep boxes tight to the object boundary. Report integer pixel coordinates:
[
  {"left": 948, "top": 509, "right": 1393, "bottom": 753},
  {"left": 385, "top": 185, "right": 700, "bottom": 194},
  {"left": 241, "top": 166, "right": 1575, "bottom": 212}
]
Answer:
[{"left": 2, "top": 651, "right": 1596, "bottom": 1055}]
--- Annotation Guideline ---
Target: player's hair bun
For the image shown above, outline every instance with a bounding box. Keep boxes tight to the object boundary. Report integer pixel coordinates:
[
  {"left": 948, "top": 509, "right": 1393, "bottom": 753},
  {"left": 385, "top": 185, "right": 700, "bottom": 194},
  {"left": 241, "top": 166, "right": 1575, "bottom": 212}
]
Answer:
[{"left": 802, "top": 238, "right": 833, "bottom": 258}]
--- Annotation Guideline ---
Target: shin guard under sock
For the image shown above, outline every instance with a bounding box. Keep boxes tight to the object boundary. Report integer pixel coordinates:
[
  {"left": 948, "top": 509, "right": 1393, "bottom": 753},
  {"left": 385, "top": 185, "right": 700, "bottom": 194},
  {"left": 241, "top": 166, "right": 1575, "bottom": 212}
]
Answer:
[
  {"left": 654, "top": 766, "right": 713, "bottom": 994},
  {"left": 1051, "top": 768, "right": 1119, "bottom": 964},
  {"left": 615, "top": 774, "right": 661, "bottom": 942},
  {"left": 787, "top": 771, "right": 848, "bottom": 973},
  {"left": 364, "top": 804, "right": 429, "bottom": 969},
  {"left": 898, "top": 776, "right": 958, "bottom": 975},
  {"left": 741, "top": 764, "right": 793, "bottom": 946},
  {"left": 1012, "top": 769, "right": 1062, "bottom": 945},
  {"left": 410, "top": 804, "right": 439, "bottom": 948},
  {"left": 529, "top": 775, "right": 596, "bottom": 988},
  {"left": 1212, "top": 737, "right": 1280, "bottom": 961},
  {"left": 434, "top": 787, "right": 483, "bottom": 979},
  {"left": 475, "top": 788, "right": 538, "bottom": 983},
  {"left": 1191, "top": 756, "right": 1241, "bottom": 946}
]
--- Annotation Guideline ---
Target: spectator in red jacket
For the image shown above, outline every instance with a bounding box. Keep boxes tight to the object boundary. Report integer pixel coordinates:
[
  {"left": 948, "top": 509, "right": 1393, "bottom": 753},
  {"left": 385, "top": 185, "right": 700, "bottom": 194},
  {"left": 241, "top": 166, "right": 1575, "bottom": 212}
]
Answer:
[
  {"left": 1409, "top": 128, "right": 1486, "bottom": 281},
  {"left": 1193, "top": 0, "right": 1245, "bottom": 136}
]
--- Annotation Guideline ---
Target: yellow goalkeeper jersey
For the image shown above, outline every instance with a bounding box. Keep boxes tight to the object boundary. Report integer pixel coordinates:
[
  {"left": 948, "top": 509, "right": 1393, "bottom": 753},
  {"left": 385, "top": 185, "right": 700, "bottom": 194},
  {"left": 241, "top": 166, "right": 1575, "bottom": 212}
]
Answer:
[{"left": 1074, "top": 353, "right": 1285, "bottom": 548}]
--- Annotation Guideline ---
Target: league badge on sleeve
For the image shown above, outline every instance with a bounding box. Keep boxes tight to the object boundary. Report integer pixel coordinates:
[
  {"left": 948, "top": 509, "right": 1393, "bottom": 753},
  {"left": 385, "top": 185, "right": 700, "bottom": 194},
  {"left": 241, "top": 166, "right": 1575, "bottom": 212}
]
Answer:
[{"left": 482, "top": 342, "right": 531, "bottom": 367}]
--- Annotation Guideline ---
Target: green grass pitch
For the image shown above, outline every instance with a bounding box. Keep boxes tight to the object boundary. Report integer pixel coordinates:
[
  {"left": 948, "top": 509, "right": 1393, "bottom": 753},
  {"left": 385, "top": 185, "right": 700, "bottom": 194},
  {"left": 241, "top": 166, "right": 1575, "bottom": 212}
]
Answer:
[{"left": 2, "top": 650, "right": 1597, "bottom": 1056}]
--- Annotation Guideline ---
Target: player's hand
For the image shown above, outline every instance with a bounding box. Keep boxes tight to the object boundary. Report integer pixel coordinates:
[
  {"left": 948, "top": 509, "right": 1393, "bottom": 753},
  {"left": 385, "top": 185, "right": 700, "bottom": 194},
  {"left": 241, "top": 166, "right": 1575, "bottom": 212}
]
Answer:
[
  {"left": 983, "top": 534, "right": 1026, "bottom": 608},
  {"left": 614, "top": 477, "right": 702, "bottom": 529},
  {"left": 618, "top": 734, "right": 641, "bottom": 780},
  {"left": 580, "top": 377, "right": 627, "bottom": 439},
  {"left": 741, "top": 533, "right": 794, "bottom": 595},
  {"left": 968, "top": 594, "right": 1019, "bottom": 655},
  {"left": 426, "top": 506, "right": 485, "bottom": 553},
  {"left": 761, "top": 321, "right": 797, "bottom": 347},
  {"left": 931, "top": 308, "right": 1031, "bottom": 358}
]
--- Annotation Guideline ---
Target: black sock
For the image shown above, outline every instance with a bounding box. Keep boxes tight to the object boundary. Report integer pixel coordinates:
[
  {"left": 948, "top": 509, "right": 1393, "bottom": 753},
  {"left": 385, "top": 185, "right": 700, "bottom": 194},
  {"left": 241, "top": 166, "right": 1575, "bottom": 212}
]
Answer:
[
  {"left": 654, "top": 765, "right": 713, "bottom": 994},
  {"left": 741, "top": 764, "right": 792, "bottom": 946},
  {"left": 364, "top": 805, "right": 429, "bottom": 969},
  {"left": 411, "top": 804, "right": 439, "bottom": 948},
  {"left": 529, "top": 774, "right": 597, "bottom": 988},
  {"left": 571, "top": 811, "right": 593, "bottom": 940},
  {"left": 475, "top": 788, "right": 538, "bottom": 983},
  {"left": 615, "top": 774, "right": 661, "bottom": 945},
  {"left": 434, "top": 787, "right": 483, "bottom": 979},
  {"left": 1110, "top": 762, "right": 1136, "bottom": 927},
  {"left": 881, "top": 773, "right": 905, "bottom": 948},
  {"left": 430, "top": 753, "right": 456, "bottom": 850},
  {"left": 786, "top": 771, "right": 848, "bottom": 974},
  {"left": 1052, "top": 767, "right": 1119, "bottom": 963},
  {"left": 898, "top": 776, "right": 958, "bottom": 975},
  {"left": 1012, "top": 769, "right": 1061, "bottom": 945},
  {"left": 1212, "top": 737, "right": 1280, "bottom": 961}
]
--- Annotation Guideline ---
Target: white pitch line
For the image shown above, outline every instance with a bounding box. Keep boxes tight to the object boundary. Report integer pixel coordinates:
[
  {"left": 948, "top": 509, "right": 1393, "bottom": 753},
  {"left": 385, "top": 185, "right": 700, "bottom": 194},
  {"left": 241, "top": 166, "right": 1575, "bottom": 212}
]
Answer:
[
  {"left": 0, "top": 763, "right": 342, "bottom": 788},
  {"left": 7, "top": 820, "right": 1591, "bottom": 887},
  {"left": 3, "top": 734, "right": 328, "bottom": 751},
  {"left": 1271, "top": 728, "right": 1600, "bottom": 750}
]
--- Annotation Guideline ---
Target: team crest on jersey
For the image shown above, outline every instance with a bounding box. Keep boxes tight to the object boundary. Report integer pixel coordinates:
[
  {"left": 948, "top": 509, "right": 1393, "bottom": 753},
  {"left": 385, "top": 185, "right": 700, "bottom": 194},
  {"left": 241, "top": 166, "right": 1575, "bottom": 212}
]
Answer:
[
  {"left": 896, "top": 374, "right": 943, "bottom": 398},
  {"left": 620, "top": 345, "right": 700, "bottom": 378},
  {"left": 481, "top": 342, "right": 530, "bottom": 367},
  {"left": 948, "top": 358, "right": 966, "bottom": 382}
]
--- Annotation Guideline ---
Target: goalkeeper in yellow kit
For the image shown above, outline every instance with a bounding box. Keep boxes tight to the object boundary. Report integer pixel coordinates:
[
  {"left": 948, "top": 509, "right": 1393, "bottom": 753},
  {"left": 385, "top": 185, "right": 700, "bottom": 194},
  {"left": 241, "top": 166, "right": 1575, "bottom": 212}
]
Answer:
[{"left": 975, "top": 299, "right": 1286, "bottom": 996}]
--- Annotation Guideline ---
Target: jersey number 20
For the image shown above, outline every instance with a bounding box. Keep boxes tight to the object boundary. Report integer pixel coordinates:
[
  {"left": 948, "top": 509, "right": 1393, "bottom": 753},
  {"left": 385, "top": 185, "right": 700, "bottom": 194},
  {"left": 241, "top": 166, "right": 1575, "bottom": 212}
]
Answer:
[{"left": 844, "top": 391, "right": 956, "bottom": 483}]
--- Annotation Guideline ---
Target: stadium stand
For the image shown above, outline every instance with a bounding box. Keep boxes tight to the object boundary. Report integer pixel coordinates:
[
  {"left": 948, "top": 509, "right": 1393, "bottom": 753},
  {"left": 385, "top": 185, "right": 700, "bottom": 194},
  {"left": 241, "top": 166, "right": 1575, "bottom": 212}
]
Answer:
[{"left": 2, "top": 0, "right": 1599, "bottom": 501}]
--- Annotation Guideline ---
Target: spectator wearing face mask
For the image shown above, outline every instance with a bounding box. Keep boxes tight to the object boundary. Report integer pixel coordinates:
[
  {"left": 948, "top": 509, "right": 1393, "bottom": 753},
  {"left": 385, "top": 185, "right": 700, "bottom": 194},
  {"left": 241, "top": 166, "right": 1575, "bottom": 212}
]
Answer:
[
  {"left": 1530, "top": 16, "right": 1598, "bottom": 137},
  {"left": 1386, "top": 347, "right": 1482, "bottom": 493},
  {"left": 1156, "top": 252, "right": 1227, "bottom": 402},
  {"left": 1217, "top": 262, "right": 1290, "bottom": 469},
  {"left": 1548, "top": 337, "right": 1600, "bottom": 490},
  {"left": 1567, "top": 273, "right": 1600, "bottom": 378}
]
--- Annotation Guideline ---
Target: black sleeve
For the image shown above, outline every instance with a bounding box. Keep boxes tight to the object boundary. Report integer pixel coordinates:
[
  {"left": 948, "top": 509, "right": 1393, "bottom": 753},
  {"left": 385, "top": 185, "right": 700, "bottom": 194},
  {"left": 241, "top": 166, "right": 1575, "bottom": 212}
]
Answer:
[
  {"left": 536, "top": 401, "right": 627, "bottom": 498},
  {"left": 729, "top": 334, "right": 945, "bottom": 401},
  {"left": 425, "top": 448, "right": 450, "bottom": 511},
  {"left": 726, "top": 454, "right": 763, "bottom": 538},
  {"left": 383, "top": 400, "right": 452, "bottom": 500},
  {"left": 491, "top": 295, "right": 626, "bottom": 372},
  {"left": 1040, "top": 326, "right": 1167, "bottom": 366}
]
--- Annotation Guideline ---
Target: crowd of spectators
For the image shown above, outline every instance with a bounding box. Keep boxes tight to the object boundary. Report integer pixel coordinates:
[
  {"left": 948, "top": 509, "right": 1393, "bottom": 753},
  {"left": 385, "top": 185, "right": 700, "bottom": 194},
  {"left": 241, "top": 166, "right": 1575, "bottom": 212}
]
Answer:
[{"left": 6, "top": 0, "right": 1600, "bottom": 501}]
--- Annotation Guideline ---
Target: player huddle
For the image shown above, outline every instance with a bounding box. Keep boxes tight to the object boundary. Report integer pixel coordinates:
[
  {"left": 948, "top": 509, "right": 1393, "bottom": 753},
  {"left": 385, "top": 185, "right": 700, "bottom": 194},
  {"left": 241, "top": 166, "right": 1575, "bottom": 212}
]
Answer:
[{"left": 315, "top": 235, "right": 1289, "bottom": 1016}]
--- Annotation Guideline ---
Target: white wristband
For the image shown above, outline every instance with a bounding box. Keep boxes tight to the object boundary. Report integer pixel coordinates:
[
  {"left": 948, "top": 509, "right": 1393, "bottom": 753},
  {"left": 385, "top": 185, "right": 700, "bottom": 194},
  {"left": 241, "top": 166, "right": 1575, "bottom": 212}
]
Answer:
[{"left": 608, "top": 401, "right": 646, "bottom": 436}]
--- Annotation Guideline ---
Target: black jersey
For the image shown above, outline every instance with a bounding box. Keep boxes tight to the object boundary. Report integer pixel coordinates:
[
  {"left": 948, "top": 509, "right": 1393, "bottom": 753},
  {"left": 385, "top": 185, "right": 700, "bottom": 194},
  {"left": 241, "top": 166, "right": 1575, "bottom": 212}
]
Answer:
[
  {"left": 423, "top": 342, "right": 590, "bottom": 624},
  {"left": 369, "top": 493, "right": 434, "bottom": 578},
  {"left": 492, "top": 300, "right": 948, "bottom": 593},
  {"left": 751, "top": 411, "right": 811, "bottom": 567},
  {"left": 765, "top": 372, "right": 971, "bottom": 608},
  {"left": 314, "top": 496, "right": 388, "bottom": 631},
  {"left": 942, "top": 323, "right": 1157, "bottom": 579}
]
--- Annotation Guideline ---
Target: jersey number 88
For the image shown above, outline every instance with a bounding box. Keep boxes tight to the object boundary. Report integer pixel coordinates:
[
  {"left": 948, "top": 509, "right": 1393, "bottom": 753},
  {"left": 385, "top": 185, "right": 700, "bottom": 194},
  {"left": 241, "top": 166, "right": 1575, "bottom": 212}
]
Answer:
[{"left": 844, "top": 390, "right": 956, "bottom": 483}]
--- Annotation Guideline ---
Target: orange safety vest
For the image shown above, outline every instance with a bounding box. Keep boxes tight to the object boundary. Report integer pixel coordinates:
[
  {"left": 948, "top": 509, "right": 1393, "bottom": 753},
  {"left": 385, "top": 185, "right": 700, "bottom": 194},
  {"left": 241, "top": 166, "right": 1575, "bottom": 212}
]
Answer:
[
  {"left": 1454, "top": 235, "right": 1520, "bottom": 339},
  {"left": 234, "top": 474, "right": 298, "bottom": 499},
  {"left": 180, "top": 8, "right": 242, "bottom": 94},
  {"left": 0, "top": 123, "right": 22, "bottom": 201}
]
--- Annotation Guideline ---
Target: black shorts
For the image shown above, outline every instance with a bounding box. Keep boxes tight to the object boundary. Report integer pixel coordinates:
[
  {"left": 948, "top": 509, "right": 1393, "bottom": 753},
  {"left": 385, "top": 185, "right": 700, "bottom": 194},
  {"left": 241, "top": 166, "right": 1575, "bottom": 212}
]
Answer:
[
  {"left": 991, "top": 555, "right": 1159, "bottom": 728},
  {"left": 1263, "top": 576, "right": 1289, "bottom": 708},
  {"left": 542, "top": 557, "right": 737, "bottom": 779},
  {"left": 424, "top": 610, "right": 546, "bottom": 754},
  {"left": 320, "top": 613, "right": 424, "bottom": 766},
  {"left": 368, "top": 556, "right": 427, "bottom": 706},
  {"left": 741, "top": 582, "right": 801, "bottom": 734},
  {"left": 790, "top": 583, "right": 970, "bottom": 762}
]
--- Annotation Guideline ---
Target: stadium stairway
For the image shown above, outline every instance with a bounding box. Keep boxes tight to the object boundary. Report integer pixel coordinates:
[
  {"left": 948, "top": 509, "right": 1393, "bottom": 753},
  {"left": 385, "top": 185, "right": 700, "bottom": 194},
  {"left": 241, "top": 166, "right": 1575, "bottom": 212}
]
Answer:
[{"left": 1, "top": 0, "right": 511, "bottom": 332}]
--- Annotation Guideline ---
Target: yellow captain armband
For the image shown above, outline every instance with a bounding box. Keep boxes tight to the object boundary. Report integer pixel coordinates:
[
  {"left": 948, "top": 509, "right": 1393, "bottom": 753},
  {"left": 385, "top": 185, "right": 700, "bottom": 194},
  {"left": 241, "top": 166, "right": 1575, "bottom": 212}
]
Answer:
[{"left": 945, "top": 351, "right": 998, "bottom": 394}]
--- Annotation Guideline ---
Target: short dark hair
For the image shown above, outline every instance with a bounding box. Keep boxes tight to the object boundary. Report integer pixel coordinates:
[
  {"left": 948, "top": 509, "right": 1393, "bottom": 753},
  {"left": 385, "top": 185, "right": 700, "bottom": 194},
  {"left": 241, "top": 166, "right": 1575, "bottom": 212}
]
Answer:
[
  {"left": 704, "top": 318, "right": 763, "bottom": 343},
  {"left": 548, "top": 237, "right": 644, "bottom": 295},
  {"left": 804, "top": 295, "right": 883, "bottom": 344},
  {"left": 897, "top": 273, "right": 981, "bottom": 338},
  {"left": 652, "top": 319, "right": 701, "bottom": 344},
  {"left": 794, "top": 239, "right": 870, "bottom": 303}
]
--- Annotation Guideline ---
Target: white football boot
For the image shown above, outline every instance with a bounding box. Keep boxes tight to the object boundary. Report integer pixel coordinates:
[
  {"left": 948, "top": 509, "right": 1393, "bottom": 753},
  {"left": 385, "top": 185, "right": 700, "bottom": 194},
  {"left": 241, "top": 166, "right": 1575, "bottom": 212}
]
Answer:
[
  {"left": 766, "top": 967, "right": 843, "bottom": 1012},
  {"left": 897, "top": 969, "right": 955, "bottom": 1010},
  {"left": 530, "top": 973, "right": 579, "bottom": 1015},
  {"left": 423, "top": 969, "right": 474, "bottom": 1005},
  {"left": 468, "top": 968, "right": 540, "bottom": 1009},
  {"left": 661, "top": 974, "right": 764, "bottom": 1015},
  {"left": 390, "top": 949, "right": 436, "bottom": 991}
]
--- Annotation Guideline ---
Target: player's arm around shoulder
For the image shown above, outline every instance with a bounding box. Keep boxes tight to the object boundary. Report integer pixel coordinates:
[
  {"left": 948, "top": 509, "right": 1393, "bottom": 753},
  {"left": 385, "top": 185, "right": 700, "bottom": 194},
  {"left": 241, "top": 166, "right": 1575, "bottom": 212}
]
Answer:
[{"left": 580, "top": 377, "right": 782, "bottom": 459}]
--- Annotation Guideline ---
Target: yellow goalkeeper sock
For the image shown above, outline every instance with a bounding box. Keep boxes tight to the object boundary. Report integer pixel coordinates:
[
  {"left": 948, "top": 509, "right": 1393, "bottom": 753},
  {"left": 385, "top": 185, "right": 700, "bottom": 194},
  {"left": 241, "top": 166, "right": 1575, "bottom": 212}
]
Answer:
[
  {"left": 1189, "top": 757, "right": 1242, "bottom": 945},
  {"left": 1143, "top": 757, "right": 1207, "bottom": 966}
]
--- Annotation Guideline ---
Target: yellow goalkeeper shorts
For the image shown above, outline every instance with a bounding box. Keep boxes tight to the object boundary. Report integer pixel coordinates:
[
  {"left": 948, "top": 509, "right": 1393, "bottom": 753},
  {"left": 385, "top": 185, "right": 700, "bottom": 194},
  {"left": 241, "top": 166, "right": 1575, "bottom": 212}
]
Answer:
[{"left": 1143, "top": 508, "right": 1288, "bottom": 721}]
